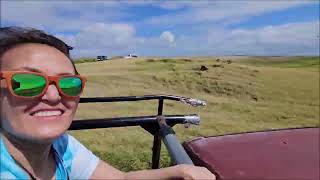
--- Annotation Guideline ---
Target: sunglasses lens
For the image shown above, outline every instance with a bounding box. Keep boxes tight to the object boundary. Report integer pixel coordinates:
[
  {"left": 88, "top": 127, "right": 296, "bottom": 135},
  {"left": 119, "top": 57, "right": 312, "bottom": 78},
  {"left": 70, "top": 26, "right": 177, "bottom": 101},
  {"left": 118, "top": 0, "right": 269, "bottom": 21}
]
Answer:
[
  {"left": 59, "top": 77, "right": 82, "bottom": 96},
  {"left": 12, "top": 74, "right": 46, "bottom": 97}
]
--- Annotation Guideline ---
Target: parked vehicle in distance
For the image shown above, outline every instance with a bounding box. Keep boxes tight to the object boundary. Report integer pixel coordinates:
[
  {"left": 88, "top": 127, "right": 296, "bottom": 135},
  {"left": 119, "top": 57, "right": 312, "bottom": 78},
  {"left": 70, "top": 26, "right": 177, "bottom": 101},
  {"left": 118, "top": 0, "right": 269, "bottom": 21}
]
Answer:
[
  {"left": 96, "top": 56, "right": 109, "bottom": 61},
  {"left": 124, "top": 54, "right": 138, "bottom": 59}
]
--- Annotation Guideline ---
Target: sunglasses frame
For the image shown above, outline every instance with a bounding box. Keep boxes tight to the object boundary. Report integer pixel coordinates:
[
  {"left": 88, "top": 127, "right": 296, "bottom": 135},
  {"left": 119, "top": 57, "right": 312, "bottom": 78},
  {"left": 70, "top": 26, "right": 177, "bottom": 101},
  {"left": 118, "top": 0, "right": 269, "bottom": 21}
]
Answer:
[{"left": 0, "top": 71, "right": 87, "bottom": 98}]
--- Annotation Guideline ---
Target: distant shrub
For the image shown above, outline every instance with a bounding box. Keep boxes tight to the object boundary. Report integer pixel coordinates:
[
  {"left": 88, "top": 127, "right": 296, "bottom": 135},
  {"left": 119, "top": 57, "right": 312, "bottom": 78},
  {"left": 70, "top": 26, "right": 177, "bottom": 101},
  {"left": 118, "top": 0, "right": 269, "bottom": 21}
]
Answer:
[
  {"left": 180, "top": 59, "right": 192, "bottom": 62},
  {"left": 146, "top": 59, "right": 155, "bottom": 62},
  {"left": 159, "top": 59, "right": 171, "bottom": 63},
  {"left": 74, "top": 58, "right": 96, "bottom": 64},
  {"left": 158, "top": 59, "right": 192, "bottom": 63}
]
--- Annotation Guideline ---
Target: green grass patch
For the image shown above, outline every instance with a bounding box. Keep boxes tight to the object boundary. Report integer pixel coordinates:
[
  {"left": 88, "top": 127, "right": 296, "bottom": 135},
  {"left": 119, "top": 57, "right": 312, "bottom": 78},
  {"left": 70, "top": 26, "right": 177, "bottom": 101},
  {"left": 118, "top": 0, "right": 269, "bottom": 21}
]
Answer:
[{"left": 239, "top": 56, "right": 319, "bottom": 69}]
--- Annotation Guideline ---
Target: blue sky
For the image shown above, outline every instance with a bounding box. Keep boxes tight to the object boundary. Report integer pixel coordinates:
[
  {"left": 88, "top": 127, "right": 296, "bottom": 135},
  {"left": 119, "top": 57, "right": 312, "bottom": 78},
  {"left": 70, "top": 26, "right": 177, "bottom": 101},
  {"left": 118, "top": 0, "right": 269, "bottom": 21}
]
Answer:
[
  {"left": 228, "top": 4, "right": 319, "bottom": 29},
  {"left": 1, "top": 1, "right": 319, "bottom": 58}
]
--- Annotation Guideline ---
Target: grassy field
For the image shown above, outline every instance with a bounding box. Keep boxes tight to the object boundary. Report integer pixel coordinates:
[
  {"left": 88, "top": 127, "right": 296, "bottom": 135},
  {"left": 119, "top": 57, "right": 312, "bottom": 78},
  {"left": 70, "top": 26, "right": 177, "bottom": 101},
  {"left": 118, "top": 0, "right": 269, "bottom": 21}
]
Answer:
[{"left": 70, "top": 56, "right": 319, "bottom": 171}]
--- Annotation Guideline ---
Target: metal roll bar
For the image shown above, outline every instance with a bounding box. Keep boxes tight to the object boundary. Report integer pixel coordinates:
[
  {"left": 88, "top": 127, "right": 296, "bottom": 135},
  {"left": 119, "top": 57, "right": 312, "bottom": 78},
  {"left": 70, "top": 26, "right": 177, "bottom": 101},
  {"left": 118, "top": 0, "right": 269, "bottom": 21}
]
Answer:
[
  {"left": 70, "top": 94, "right": 206, "bottom": 168},
  {"left": 70, "top": 114, "right": 200, "bottom": 130},
  {"left": 157, "top": 116, "right": 194, "bottom": 165}
]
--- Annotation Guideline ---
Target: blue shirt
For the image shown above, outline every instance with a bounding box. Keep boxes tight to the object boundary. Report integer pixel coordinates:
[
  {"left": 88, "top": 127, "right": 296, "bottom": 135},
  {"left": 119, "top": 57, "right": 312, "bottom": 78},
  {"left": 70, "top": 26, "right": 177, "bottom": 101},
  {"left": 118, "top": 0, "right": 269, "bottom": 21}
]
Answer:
[{"left": 0, "top": 133, "right": 99, "bottom": 179}]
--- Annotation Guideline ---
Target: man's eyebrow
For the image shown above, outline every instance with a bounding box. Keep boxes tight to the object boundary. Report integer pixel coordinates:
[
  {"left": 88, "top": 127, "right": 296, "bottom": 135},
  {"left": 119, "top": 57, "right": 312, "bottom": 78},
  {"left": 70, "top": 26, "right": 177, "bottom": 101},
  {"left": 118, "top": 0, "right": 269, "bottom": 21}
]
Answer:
[{"left": 12, "top": 67, "right": 74, "bottom": 75}]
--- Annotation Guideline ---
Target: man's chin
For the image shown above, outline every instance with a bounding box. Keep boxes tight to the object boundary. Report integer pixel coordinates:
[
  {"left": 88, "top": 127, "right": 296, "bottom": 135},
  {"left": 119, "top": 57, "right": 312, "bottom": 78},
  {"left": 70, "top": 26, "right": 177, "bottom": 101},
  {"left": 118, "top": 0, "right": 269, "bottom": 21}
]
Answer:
[
  {"left": 22, "top": 135, "right": 59, "bottom": 145},
  {"left": 24, "top": 116, "right": 71, "bottom": 142},
  {"left": 14, "top": 129, "right": 67, "bottom": 144},
  {"left": 32, "top": 129, "right": 67, "bottom": 143}
]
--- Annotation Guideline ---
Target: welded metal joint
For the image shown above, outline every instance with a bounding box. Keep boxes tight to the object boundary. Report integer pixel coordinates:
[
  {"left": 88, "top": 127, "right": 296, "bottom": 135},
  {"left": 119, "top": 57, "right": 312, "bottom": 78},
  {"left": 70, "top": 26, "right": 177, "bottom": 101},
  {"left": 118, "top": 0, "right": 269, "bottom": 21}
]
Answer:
[
  {"left": 180, "top": 97, "right": 207, "bottom": 107},
  {"left": 184, "top": 114, "right": 200, "bottom": 125},
  {"left": 157, "top": 116, "right": 175, "bottom": 136}
]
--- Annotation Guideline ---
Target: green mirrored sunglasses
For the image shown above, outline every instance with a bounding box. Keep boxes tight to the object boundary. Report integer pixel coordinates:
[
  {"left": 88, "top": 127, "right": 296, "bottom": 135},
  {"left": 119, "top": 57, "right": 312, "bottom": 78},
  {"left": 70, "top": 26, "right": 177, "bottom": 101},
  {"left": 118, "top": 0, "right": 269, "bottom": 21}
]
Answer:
[{"left": 0, "top": 71, "right": 86, "bottom": 98}]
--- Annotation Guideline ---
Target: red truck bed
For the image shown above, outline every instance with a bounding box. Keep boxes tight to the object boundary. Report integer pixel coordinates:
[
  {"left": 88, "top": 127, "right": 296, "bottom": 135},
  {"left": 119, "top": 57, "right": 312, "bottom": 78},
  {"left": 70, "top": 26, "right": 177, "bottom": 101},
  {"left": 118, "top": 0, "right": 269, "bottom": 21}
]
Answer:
[{"left": 183, "top": 127, "right": 320, "bottom": 180}]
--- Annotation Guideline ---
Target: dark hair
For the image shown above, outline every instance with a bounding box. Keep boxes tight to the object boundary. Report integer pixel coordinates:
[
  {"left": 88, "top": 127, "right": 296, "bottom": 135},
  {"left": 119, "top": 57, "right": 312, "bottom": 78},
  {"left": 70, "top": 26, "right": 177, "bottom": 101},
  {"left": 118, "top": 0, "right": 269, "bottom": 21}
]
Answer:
[{"left": 0, "top": 26, "right": 78, "bottom": 74}]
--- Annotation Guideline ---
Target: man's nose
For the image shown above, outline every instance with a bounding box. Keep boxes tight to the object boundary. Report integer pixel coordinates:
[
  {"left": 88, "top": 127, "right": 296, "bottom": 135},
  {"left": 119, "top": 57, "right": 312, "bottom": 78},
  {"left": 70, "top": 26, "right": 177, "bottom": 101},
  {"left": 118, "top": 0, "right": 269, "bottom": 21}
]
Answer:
[{"left": 42, "top": 84, "right": 61, "bottom": 103}]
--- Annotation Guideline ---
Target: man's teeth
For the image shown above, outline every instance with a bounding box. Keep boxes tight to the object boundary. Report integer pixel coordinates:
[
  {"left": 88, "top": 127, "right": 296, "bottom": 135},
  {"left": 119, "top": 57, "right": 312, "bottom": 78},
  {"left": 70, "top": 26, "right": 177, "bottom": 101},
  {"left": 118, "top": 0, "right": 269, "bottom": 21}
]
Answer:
[{"left": 32, "top": 110, "right": 62, "bottom": 117}]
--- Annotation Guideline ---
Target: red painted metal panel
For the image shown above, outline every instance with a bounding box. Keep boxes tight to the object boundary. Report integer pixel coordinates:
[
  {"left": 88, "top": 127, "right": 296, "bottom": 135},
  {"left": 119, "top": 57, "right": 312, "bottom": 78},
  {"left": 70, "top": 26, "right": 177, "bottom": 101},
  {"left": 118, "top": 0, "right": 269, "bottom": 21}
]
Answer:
[{"left": 183, "top": 128, "right": 320, "bottom": 180}]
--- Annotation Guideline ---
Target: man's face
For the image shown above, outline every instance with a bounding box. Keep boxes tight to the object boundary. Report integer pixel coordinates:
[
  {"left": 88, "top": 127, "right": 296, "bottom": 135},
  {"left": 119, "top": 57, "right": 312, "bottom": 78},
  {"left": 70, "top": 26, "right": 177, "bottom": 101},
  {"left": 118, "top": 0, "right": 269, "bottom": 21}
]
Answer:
[{"left": 0, "top": 43, "right": 79, "bottom": 143}]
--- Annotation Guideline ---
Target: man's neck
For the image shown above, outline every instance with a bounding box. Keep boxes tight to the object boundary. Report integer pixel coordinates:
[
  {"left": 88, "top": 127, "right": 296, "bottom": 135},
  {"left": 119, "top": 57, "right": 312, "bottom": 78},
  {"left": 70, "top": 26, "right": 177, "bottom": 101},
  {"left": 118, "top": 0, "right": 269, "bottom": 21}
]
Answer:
[{"left": 1, "top": 132, "right": 56, "bottom": 179}]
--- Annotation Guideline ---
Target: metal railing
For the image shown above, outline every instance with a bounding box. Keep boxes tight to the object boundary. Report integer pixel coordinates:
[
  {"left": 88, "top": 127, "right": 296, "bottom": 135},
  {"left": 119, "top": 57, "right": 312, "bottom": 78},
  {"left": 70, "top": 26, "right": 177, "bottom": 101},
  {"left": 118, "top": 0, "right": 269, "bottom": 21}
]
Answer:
[{"left": 69, "top": 94, "right": 206, "bottom": 168}]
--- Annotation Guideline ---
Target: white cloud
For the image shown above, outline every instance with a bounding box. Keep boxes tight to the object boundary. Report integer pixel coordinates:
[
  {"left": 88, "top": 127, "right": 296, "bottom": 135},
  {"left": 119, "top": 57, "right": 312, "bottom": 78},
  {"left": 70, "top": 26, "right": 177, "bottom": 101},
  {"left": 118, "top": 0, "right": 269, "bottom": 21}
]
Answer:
[
  {"left": 1, "top": 1, "right": 319, "bottom": 57},
  {"left": 2, "top": 1, "right": 60, "bottom": 30},
  {"left": 160, "top": 31, "right": 175, "bottom": 44},
  {"left": 130, "top": 21, "right": 319, "bottom": 56},
  {"left": 57, "top": 21, "right": 319, "bottom": 57},
  {"left": 63, "top": 26, "right": 180, "bottom": 57},
  {"left": 145, "top": 1, "right": 317, "bottom": 25},
  {"left": 152, "top": 1, "right": 209, "bottom": 10},
  {"left": 78, "top": 23, "right": 136, "bottom": 49},
  {"left": 205, "top": 21, "right": 320, "bottom": 55},
  {"left": 3, "top": 1, "right": 315, "bottom": 32},
  {"left": 60, "top": 22, "right": 142, "bottom": 57},
  {"left": 1, "top": 1, "right": 126, "bottom": 32}
]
